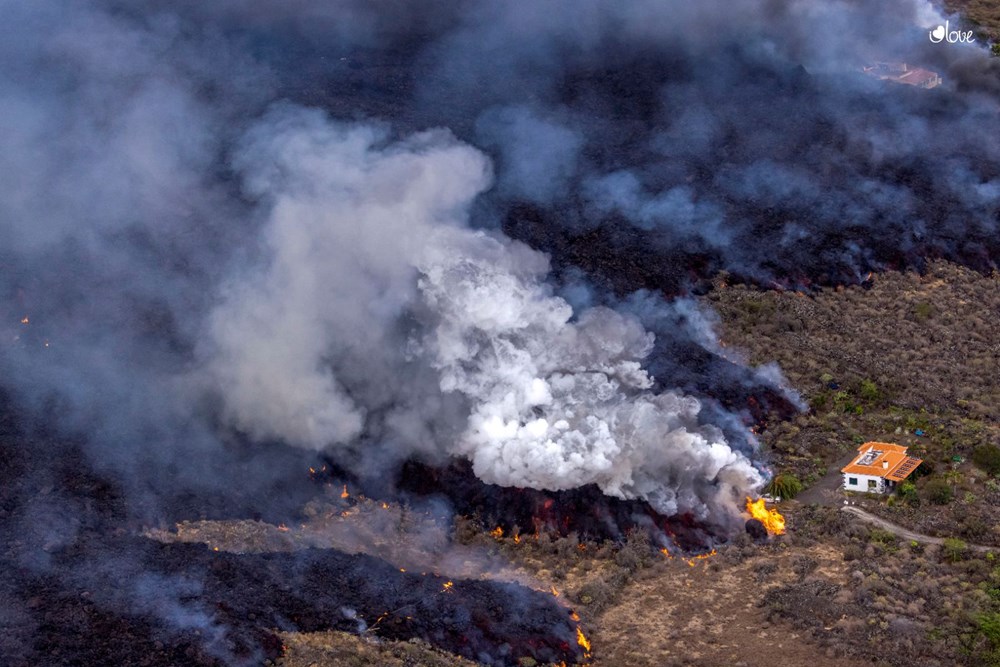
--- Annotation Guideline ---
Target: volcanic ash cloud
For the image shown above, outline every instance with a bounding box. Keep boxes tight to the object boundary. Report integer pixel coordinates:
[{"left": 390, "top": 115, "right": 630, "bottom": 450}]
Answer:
[{"left": 204, "top": 106, "right": 763, "bottom": 522}]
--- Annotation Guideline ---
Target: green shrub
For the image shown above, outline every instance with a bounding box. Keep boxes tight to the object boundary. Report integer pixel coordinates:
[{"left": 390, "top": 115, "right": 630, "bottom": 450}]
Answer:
[
  {"left": 943, "top": 537, "right": 968, "bottom": 563},
  {"left": 765, "top": 473, "right": 803, "bottom": 500},
  {"left": 868, "top": 528, "right": 897, "bottom": 546},
  {"left": 978, "top": 611, "right": 1000, "bottom": 649},
  {"left": 913, "top": 301, "right": 934, "bottom": 321},
  {"left": 897, "top": 480, "right": 917, "bottom": 501},
  {"left": 859, "top": 379, "right": 880, "bottom": 402},
  {"left": 926, "top": 477, "right": 953, "bottom": 505},
  {"left": 973, "top": 444, "right": 1000, "bottom": 476}
]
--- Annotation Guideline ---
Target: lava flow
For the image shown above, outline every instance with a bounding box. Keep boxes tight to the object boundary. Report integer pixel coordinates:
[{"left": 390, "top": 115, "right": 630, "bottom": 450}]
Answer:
[{"left": 745, "top": 497, "right": 786, "bottom": 535}]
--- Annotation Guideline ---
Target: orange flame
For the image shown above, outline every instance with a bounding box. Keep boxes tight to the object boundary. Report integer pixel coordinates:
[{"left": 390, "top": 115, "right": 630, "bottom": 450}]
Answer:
[
  {"left": 490, "top": 526, "right": 503, "bottom": 539},
  {"left": 442, "top": 581, "right": 454, "bottom": 592},
  {"left": 660, "top": 547, "right": 673, "bottom": 560},
  {"left": 576, "top": 626, "right": 591, "bottom": 654},
  {"left": 550, "top": 586, "right": 560, "bottom": 597},
  {"left": 340, "top": 484, "right": 349, "bottom": 499},
  {"left": 20, "top": 316, "right": 29, "bottom": 325},
  {"left": 277, "top": 524, "right": 289, "bottom": 532},
  {"left": 685, "top": 548, "right": 717, "bottom": 567},
  {"left": 745, "top": 497, "right": 785, "bottom": 535}
]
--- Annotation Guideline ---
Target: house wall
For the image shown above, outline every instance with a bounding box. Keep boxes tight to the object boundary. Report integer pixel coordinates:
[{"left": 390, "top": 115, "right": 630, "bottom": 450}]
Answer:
[{"left": 843, "top": 473, "right": 886, "bottom": 494}]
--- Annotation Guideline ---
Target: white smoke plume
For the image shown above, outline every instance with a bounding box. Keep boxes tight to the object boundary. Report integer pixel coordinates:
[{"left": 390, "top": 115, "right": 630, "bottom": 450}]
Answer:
[{"left": 203, "top": 106, "right": 764, "bottom": 520}]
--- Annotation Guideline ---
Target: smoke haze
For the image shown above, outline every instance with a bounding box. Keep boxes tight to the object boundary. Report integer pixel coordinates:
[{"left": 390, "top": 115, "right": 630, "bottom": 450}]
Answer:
[{"left": 1, "top": 0, "right": 998, "bottom": 532}]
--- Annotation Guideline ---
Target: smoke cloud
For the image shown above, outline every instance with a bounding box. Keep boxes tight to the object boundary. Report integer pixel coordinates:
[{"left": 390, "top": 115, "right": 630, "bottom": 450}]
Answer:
[
  {"left": 201, "top": 106, "right": 762, "bottom": 520},
  {"left": 2, "top": 0, "right": 998, "bottom": 538}
]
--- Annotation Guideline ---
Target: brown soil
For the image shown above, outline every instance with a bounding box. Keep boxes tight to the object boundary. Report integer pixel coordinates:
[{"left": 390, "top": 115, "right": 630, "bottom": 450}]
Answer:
[{"left": 592, "top": 543, "right": 866, "bottom": 667}]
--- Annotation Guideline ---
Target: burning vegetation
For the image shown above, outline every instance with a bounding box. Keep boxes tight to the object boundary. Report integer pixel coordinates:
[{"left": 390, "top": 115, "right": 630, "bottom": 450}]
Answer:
[{"left": 745, "top": 497, "right": 786, "bottom": 536}]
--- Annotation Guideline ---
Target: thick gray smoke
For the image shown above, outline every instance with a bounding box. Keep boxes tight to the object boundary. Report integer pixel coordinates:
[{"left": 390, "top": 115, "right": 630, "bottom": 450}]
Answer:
[
  {"left": 203, "top": 107, "right": 763, "bottom": 519},
  {"left": 3, "top": 0, "right": 996, "bottom": 534}
]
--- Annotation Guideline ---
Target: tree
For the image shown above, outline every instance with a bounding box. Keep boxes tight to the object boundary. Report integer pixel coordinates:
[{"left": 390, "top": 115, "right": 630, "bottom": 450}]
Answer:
[
  {"left": 992, "top": 42, "right": 1000, "bottom": 58},
  {"left": 765, "top": 473, "right": 803, "bottom": 500}
]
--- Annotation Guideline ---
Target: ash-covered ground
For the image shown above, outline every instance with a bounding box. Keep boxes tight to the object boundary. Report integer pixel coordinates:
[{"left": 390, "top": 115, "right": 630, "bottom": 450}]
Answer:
[{"left": 2, "top": 0, "right": 1000, "bottom": 665}]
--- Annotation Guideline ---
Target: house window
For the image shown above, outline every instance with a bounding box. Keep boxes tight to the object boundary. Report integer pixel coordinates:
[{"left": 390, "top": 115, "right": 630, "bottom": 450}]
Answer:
[
  {"left": 868, "top": 479, "right": 878, "bottom": 490},
  {"left": 848, "top": 477, "right": 858, "bottom": 486}
]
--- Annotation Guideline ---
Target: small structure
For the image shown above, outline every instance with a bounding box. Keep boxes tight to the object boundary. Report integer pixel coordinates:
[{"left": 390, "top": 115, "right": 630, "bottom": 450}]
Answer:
[
  {"left": 842, "top": 442, "right": 922, "bottom": 494},
  {"left": 862, "top": 63, "right": 942, "bottom": 89}
]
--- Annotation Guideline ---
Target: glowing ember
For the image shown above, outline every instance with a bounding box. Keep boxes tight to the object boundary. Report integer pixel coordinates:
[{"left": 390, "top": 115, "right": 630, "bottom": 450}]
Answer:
[
  {"left": 745, "top": 497, "right": 785, "bottom": 535},
  {"left": 340, "top": 484, "right": 349, "bottom": 499},
  {"left": 685, "top": 548, "right": 717, "bottom": 567},
  {"left": 576, "top": 626, "right": 591, "bottom": 654}
]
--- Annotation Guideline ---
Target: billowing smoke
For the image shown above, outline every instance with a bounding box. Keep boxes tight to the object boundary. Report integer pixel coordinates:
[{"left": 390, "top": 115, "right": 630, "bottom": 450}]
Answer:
[
  {"left": 203, "top": 106, "right": 763, "bottom": 520},
  {"left": 2, "top": 0, "right": 998, "bottom": 535}
]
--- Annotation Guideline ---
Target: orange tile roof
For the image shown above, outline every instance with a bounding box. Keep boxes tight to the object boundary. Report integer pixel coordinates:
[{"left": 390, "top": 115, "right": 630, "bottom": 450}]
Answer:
[{"left": 841, "top": 442, "right": 922, "bottom": 481}]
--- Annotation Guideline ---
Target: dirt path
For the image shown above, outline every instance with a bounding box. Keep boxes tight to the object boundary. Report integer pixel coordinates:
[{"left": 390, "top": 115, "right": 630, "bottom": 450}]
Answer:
[
  {"left": 795, "top": 452, "right": 856, "bottom": 506},
  {"left": 841, "top": 506, "right": 995, "bottom": 552}
]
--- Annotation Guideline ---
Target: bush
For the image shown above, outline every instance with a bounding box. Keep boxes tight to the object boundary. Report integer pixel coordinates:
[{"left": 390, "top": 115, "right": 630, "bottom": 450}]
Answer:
[
  {"left": 973, "top": 444, "right": 1000, "bottom": 476},
  {"left": 943, "top": 537, "right": 968, "bottom": 563},
  {"left": 765, "top": 473, "right": 803, "bottom": 500},
  {"left": 897, "top": 481, "right": 918, "bottom": 503},
  {"left": 926, "top": 477, "right": 954, "bottom": 505},
  {"left": 614, "top": 529, "right": 651, "bottom": 573},
  {"left": 913, "top": 301, "right": 934, "bottom": 321},
  {"left": 859, "top": 379, "right": 881, "bottom": 402}
]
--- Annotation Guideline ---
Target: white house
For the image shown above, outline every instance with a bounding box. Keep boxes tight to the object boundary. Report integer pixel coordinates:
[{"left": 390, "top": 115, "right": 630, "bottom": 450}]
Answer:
[{"left": 842, "top": 442, "right": 922, "bottom": 494}]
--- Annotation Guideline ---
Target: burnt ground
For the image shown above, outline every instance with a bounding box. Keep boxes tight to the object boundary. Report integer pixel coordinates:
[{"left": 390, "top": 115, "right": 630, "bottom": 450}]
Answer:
[{"left": 5, "top": 261, "right": 1000, "bottom": 667}]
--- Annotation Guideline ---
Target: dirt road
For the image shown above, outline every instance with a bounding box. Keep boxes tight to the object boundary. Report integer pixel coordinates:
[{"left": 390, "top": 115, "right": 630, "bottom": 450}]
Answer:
[{"left": 841, "top": 505, "right": 995, "bottom": 552}]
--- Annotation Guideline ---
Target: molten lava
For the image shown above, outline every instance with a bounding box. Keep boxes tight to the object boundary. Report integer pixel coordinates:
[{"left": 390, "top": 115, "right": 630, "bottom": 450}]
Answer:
[{"left": 745, "top": 497, "right": 785, "bottom": 535}]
